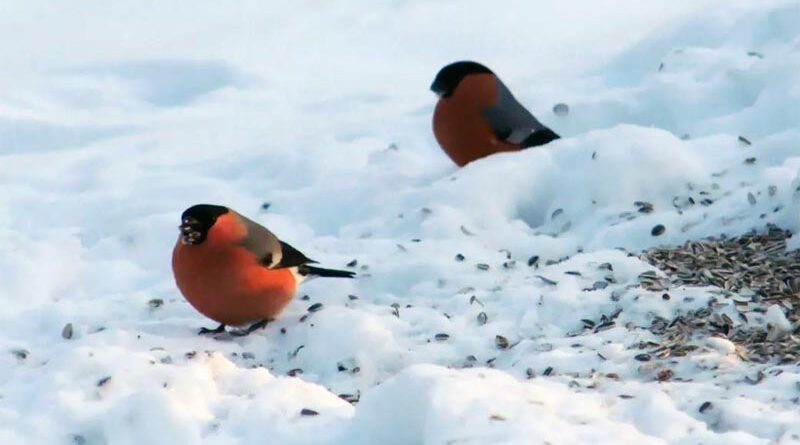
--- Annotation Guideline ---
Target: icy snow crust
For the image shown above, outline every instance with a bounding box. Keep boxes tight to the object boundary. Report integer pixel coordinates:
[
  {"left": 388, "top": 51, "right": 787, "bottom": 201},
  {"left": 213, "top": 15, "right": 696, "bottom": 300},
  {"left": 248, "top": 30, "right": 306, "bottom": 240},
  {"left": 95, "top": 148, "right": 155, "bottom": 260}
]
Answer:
[{"left": 2, "top": 1, "right": 800, "bottom": 443}]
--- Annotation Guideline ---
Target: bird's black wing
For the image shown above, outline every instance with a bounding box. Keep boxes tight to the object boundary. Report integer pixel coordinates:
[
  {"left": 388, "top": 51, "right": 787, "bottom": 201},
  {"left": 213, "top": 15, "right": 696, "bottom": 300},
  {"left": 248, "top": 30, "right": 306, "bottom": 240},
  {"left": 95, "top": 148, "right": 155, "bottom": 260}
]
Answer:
[
  {"left": 237, "top": 212, "right": 319, "bottom": 268},
  {"left": 480, "top": 77, "right": 558, "bottom": 146},
  {"left": 273, "top": 241, "right": 318, "bottom": 268}
]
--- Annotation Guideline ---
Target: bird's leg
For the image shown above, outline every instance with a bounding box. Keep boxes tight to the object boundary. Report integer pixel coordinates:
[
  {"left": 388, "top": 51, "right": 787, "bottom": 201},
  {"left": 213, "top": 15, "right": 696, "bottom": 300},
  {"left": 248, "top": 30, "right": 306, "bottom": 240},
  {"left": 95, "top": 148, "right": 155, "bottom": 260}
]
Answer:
[
  {"left": 198, "top": 324, "right": 226, "bottom": 335},
  {"left": 229, "top": 319, "right": 270, "bottom": 337}
]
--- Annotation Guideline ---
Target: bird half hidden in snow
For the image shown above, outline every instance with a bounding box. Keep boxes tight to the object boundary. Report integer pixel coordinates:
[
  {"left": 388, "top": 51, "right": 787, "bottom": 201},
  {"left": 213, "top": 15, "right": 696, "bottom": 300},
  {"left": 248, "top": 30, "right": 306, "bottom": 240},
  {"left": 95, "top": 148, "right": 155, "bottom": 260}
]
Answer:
[
  {"left": 172, "top": 204, "right": 355, "bottom": 336},
  {"left": 430, "top": 61, "right": 560, "bottom": 167}
]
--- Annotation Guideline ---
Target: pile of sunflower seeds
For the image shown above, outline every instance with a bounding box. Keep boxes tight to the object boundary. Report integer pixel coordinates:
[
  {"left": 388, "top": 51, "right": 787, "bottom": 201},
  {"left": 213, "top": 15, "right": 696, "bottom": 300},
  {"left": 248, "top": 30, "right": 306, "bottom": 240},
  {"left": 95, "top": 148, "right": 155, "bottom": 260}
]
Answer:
[{"left": 637, "top": 224, "right": 800, "bottom": 364}]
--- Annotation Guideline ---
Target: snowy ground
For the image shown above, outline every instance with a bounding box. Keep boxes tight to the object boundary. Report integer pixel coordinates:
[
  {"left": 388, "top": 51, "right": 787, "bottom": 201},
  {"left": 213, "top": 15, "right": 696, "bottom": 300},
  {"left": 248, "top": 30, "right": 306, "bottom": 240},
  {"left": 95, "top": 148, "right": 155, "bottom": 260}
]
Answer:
[{"left": 2, "top": 1, "right": 800, "bottom": 443}]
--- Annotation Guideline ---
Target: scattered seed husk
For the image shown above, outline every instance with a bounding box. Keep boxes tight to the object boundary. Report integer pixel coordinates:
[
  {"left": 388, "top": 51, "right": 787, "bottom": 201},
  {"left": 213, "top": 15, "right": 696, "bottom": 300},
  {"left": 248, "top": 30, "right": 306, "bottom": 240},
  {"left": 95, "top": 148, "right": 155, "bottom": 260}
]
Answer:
[
  {"left": 300, "top": 408, "right": 319, "bottom": 416},
  {"left": 455, "top": 254, "right": 465, "bottom": 262},
  {"left": 738, "top": 136, "right": 752, "bottom": 146},
  {"left": 651, "top": 224, "right": 666, "bottom": 236},
  {"left": 747, "top": 192, "right": 756, "bottom": 205},
  {"left": 598, "top": 262, "right": 613, "bottom": 271},
  {"left": 535, "top": 275, "right": 558, "bottom": 286},
  {"left": 287, "top": 368, "right": 303, "bottom": 377},
  {"left": 434, "top": 333, "right": 450, "bottom": 342},
  {"left": 495, "top": 335, "right": 510, "bottom": 349},
  {"left": 489, "top": 414, "right": 507, "bottom": 421},
  {"left": 290, "top": 345, "right": 305, "bottom": 359},
  {"left": 477, "top": 312, "right": 488, "bottom": 325},
  {"left": 699, "top": 401, "right": 713, "bottom": 413},
  {"left": 476, "top": 263, "right": 490, "bottom": 271},
  {"left": 346, "top": 259, "right": 358, "bottom": 267},
  {"left": 62, "top": 323, "right": 74, "bottom": 339},
  {"left": 745, "top": 157, "right": 757, "bottom": 164},
  {"left": 339, "top": 393, "right": 360, "bottom": 404},
  {"left": 543, "top": 367, "right": 554, "bottom": 376},
  {"left": 97, "top": 376, "right": 112, "bottom": 387},
  {"left": 11, "top": 349, "right": 29, "bottom": 360},
  {"left": 592, "top": 281, "right": 609, "bottom": 290},
  {"left": 527, "top": 255, "right": 539, "bottom": 267},
  {"left": 307, "top": 303, "right": 323, "bottom": 313},
  {"left": 656, "top": 369, "right": 674, "bottom": 382},
  {"left": 553, "top": 103, "right": 569, "bottom": 116},
  {"left": 460, "top": 225, "right": 476, "bottom": 236},
  {"left": 148, "top": 298, "right": 164, "bottom": 309},
  {"left": 634, "top": 201, "right": 654, "bottom": 213}
]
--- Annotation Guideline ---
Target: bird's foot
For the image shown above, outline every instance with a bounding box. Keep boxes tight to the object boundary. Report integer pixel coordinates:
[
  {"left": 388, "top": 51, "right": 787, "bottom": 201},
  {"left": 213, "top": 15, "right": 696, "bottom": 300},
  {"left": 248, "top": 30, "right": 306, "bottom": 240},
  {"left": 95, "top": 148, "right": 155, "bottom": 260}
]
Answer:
[
  {"left": 229, "top": 319, "right": 270, "bottom": 337},
  {"left": 198, "top": 324, "right": 227, "bottom": 335}
]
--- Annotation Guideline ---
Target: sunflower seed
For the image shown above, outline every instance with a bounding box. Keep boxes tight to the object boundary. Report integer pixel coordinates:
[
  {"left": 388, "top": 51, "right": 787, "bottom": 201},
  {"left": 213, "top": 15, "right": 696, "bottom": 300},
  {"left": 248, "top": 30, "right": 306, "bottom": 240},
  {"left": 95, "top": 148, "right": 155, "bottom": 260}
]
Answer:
[
  {"left": 553, "top": 103, "right": 569, "bottom": 116},
  {"left": 495, "top": 335, "right": 510, "bottom": 349},
  {"left": 62, "top": 323, "right": 74, "bottom": 339}
]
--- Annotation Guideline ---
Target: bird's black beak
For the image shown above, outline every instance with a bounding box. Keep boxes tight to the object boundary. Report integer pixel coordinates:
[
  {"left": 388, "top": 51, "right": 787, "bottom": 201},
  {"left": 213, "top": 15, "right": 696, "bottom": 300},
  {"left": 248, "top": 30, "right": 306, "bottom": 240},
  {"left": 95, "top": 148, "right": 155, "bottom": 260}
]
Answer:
[
  {"left": 179, "top": 218, "right": 202, "bottom": 245},
  {"left": 430, "top": 80, "right": 446, "bottom": 98},
  {"left": 179, "top": 219, "right": 195, "bottom": 234}
]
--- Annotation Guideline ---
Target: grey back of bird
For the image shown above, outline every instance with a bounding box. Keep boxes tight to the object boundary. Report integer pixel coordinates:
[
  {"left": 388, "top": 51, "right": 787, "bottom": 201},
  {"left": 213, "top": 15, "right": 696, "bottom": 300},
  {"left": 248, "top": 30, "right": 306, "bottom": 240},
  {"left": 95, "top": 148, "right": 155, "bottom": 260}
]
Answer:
[{"left": 480, "top": 77, "right": 550, "bottom": 145}]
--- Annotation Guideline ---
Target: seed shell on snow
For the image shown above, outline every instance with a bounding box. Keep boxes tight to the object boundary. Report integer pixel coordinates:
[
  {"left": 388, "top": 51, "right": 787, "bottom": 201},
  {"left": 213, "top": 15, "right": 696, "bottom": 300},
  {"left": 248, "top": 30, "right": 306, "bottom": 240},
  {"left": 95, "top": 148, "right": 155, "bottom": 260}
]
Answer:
[
  {"left": 495, "top": 335, "right": 510, "bottom": 349},
  {"left": 62, "top": 323, "right": 74, "bottom": 340}
]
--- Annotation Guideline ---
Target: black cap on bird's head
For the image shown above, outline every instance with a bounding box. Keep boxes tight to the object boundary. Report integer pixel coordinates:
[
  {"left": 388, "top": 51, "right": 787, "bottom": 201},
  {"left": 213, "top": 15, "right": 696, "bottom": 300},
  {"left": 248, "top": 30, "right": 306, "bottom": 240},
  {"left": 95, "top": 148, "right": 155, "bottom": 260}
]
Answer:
[
  {"left": 430, "top": 61, "right": 494, "bottom": 98},
  {"left": 179, "top": 204, "right": 229, "bottom": 245}
]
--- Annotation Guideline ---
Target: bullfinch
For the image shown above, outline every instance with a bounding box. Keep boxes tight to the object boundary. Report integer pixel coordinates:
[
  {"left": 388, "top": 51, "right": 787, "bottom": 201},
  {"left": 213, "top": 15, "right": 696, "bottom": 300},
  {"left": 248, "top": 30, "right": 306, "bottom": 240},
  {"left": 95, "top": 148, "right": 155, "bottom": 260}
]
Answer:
[
  {"left": 172, "top": 204, "right": 355, "bottom": 336},
  {"left": 430, "top": 61, "right": 560, "bottom": 167}
]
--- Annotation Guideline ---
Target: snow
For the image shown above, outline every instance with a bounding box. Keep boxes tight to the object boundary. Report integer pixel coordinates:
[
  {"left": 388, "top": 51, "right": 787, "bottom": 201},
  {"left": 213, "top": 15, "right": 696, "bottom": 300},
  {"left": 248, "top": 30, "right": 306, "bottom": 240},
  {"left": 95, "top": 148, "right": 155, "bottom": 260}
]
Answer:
[{"left": 2, "top": 0, "right": 800, "bottom": 444}]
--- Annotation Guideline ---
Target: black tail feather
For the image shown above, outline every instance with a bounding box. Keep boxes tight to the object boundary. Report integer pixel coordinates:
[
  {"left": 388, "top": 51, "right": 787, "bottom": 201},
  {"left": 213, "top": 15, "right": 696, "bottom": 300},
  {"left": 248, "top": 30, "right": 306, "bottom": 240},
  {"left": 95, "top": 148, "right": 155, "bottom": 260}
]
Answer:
[
  {"left": 301, "top": 265, "right": 356, "bottom": 278},
  {"left": 521, "top": 128, "right": 560, "bottom": 148}
]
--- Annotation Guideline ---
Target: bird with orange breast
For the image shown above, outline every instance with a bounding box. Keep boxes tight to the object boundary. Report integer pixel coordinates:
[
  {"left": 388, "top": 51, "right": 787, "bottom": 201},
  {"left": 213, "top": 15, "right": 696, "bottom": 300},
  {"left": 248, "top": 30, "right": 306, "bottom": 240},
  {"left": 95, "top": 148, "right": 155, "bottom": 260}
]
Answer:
[
  {"left": 430, "top": 61, "right": 560, "bottom": 167},
  {"left": 172, "top": 204, "right": 355, "bottom": 336}
]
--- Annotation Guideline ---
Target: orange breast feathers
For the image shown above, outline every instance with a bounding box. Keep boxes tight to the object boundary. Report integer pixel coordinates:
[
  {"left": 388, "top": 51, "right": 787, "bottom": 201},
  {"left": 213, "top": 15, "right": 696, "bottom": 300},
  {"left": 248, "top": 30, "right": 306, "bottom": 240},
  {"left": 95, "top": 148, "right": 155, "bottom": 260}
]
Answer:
[
  {"left": 432, "top": 73, "right": 521, "bottom": 167},
  {"left": 171, "top": 213, "right": 298, "bottom": 326}
]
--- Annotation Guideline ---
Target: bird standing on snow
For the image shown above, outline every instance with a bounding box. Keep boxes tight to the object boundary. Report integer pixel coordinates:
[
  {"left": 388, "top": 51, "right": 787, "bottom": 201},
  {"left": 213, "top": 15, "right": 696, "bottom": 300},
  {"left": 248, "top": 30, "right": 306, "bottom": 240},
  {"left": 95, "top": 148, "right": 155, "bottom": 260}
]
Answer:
[
  {"left": 430, "top": 61, "right": 560, "bottom": 167},
  {"left": 172, "top": 204, "right": 355, "bottom": 336}
]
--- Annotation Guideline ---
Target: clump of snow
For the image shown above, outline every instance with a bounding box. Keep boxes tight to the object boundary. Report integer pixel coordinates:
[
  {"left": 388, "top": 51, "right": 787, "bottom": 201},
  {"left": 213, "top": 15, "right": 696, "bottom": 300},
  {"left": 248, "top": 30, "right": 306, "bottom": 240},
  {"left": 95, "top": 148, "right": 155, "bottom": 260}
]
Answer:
[{"left": 2, "top": 0, "right": 800, "bottom": 444}]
